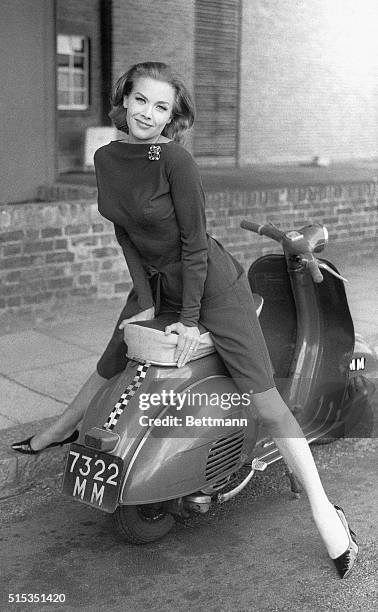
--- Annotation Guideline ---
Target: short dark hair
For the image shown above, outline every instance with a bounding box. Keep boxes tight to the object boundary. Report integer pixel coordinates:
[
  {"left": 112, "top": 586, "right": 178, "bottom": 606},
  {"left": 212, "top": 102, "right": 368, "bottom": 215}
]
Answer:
[{"left": 109, "top": 61, "right": 195, "bottom": 143}]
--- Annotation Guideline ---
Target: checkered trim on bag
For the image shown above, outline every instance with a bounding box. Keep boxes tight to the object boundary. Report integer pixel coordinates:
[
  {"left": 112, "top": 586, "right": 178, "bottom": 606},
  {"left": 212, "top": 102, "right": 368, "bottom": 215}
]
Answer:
[{"left": 103, "top": 363, "right": 151, "bottom": 431}]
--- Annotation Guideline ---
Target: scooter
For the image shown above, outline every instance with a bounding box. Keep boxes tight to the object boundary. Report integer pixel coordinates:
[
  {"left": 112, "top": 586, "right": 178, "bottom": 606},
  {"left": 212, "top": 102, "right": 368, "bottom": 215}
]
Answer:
[{"left": 62, "top": 220, "right": 377, "bottom": 544}]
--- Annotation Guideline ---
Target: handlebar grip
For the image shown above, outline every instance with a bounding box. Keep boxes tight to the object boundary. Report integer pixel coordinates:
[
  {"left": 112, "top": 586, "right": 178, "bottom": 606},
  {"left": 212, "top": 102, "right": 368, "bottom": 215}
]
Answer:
[
  {"left": 240, "top": 220, "right": 284, "bottom": 242},
  {"left": 240, "top": 220, "right": 263, "bottom": 233},
  {"left": 306, "top": 254, "right": 323, "bottom": 283}
]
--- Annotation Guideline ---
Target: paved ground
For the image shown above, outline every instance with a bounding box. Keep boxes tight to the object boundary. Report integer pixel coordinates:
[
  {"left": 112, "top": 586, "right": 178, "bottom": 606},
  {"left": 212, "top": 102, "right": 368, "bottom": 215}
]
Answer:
[{"left": 0, "top": 438, "right": 376, "bottom": 612}]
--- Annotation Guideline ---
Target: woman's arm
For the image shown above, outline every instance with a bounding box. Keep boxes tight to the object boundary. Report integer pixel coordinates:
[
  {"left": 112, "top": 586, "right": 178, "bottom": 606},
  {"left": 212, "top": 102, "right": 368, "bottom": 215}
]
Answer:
[
  {"left": 167, "top": 149, "right": 208, "bottom": 327},
  {"left": 113, "top": 223, "right": 154, "bottom": 312}
]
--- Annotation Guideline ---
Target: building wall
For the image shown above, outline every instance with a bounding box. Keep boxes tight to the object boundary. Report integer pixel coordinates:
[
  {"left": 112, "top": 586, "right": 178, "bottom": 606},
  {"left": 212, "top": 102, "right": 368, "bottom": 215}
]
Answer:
[
  {"left": 55, "top": 0, "right": 196, "bottom": 171},
  {"left": 239, "top": 0, "right": 378, "bottom": 164},
  {"left": 56, "top": 0, "right": 106, "bottom": 173},
  {"left": 111, "top": 0, "right": 196, "bottom": 147},
  {"left": 112, "top": 0, "right": 195, "bottom": 84},
  {"left": 0, "top": 0, "right": 56, "bottom": 204},
  {"left": 1, "top": 181, "right": 376, "bottom": 315},
  {"left": 3, "top": 0, "right": 378, "bottom": 207}
]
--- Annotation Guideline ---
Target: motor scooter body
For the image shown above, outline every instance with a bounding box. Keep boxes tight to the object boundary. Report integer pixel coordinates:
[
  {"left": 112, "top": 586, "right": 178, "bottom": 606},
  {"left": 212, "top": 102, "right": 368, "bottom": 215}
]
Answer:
[
  {"left": 63, "top": 349, "right": 259, "bottom": 511},
  {"left": 249, "top": 255, "right": 354, "bottom": 421},
  {"left": 62, "top": 223, "right": 377, "bottom": 543},
  {"left": 248, "top": 254, "right": 376, "bottom": 457}
]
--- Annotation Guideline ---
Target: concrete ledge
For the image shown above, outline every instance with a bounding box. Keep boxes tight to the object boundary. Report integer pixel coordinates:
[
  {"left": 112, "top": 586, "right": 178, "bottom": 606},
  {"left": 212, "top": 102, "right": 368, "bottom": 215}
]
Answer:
[
  {"left": 50, "top": 158, "right": 378, "bottom": 195},
  {"left": 0, "top": 418, "right": 68, "bottom": 499}
]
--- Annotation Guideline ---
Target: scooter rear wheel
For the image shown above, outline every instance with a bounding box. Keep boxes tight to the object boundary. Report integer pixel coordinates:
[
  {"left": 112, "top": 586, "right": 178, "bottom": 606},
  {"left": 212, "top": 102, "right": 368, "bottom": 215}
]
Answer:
[{"left": 113, "top": 504, "right": 175, "bottom": 545}]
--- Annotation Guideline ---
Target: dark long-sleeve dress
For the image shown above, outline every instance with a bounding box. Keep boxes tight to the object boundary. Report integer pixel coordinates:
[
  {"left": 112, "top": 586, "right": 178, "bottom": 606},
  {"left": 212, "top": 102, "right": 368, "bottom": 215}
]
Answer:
[{"left": 94, "top": 140, "right": 275, "bottom": 394}]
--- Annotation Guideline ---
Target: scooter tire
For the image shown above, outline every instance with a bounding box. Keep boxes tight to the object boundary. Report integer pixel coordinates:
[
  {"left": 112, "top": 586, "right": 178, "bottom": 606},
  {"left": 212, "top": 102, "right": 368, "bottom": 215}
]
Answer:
[{"left": 113, "top": 504, "right": 175, "bottom": 545}]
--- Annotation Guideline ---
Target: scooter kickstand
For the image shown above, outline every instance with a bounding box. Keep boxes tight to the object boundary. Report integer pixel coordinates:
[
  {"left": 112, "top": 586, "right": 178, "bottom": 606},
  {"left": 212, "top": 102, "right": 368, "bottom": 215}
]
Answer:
[{"left": 285, "top": 468, "right": 302, "bottom": 499}]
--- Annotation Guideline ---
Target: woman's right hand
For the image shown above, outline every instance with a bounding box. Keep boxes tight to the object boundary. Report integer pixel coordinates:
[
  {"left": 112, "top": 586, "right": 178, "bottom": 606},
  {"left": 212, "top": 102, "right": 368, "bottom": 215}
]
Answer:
[{"left": 118, "top": 306, "right": 155, "bottom": 332}]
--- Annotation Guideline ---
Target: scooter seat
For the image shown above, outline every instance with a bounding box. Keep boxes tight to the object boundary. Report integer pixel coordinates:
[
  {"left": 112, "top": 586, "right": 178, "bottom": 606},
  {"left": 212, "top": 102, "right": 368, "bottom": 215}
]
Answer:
[{"left": 123, "top": 293, "right": 264, "bottom": 366}]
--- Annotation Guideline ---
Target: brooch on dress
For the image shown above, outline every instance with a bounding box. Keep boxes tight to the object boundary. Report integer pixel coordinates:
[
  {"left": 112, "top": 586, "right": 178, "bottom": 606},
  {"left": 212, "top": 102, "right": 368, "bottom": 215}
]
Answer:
[{"left": 148, "top": 145, "right": 161, "bottom": 161}]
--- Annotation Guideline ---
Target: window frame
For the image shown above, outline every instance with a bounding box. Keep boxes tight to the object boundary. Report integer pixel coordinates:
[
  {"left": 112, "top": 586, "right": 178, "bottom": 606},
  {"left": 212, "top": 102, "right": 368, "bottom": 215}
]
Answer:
[{"left": 57, "top": 34, "right": 90, "bottom": 111}]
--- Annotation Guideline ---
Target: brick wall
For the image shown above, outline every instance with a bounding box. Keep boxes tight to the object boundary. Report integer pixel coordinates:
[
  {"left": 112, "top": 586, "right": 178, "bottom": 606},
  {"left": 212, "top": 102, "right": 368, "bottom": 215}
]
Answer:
[
  {"left": 0, "top": 182, "right": 377, "bottom": 318},
  {"left": 112, "top": 0, "right": 195, "bottom": 84},
  {"left": 112, "top": 0, "right": 195, "bottom": 151},
  {"left": 204, "top": 183, "right": 378, "bottom": 267},
  {"left": 109, "top": 0, "right": 196, "bottom": 152},
  {"left": 0, "top": 201, "right": 126, "bottom": 313}
]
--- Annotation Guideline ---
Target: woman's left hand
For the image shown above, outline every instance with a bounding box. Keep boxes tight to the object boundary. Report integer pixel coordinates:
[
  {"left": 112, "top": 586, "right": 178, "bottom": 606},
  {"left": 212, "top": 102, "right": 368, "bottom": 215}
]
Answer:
[{"left": 164, "top": 322, "right": 201, "bottom": 368}]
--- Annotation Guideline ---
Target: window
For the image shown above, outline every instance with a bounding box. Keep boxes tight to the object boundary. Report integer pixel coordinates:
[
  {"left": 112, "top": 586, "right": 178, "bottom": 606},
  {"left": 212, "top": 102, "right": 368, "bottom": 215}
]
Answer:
[{"left": 57, "top": 34, "right": 89, "bottom": 110}]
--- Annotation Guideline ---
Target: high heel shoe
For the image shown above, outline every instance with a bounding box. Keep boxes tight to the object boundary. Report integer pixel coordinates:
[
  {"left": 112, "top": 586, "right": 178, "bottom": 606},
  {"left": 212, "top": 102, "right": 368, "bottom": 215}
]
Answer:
[
  {"left": 11, "top": 430, "right": 79, "bottom": 455},
  {"left": 332, "top": 505, "right": 359, "bottom": 579}
]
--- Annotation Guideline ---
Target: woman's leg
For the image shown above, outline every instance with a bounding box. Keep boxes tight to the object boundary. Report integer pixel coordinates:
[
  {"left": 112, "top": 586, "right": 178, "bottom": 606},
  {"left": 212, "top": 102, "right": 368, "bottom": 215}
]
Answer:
[
  {"left": 251, "top": 387, "right": 349, "bottom": 558},
  {"left": 29, "top": 370, "right": 107, "bottom": 451},
  {"left": 200, "top": 276, "right": 352, "bottom": 561},
  {"left": 27, "top": 291, "right": 142, "bottom": 452}
]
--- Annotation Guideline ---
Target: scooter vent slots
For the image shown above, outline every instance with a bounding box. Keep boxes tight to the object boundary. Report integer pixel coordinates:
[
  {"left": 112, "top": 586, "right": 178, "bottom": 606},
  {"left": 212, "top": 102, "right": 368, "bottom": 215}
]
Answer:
[
  {"left": 205, "top": 429, "right": 245, "bottom": 482},
  {"left": 103, "top": 362, "right": 151, "bottom": 431}
]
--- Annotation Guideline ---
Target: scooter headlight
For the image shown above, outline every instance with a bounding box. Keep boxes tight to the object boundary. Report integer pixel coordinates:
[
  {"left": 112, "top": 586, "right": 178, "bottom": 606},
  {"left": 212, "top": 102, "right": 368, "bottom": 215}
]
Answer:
[{"left": 313, "top": 225, "right": 328, "bottom": 253}]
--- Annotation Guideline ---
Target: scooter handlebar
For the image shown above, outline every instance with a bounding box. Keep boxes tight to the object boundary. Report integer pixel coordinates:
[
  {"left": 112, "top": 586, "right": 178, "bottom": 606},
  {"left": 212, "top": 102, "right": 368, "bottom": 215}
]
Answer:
[
  {"left": 241, "top": 220, "right": 326, "bottom": 283},
  {"left": 304, "top": 253, "right": 324, "bottom": 283},
  {"left": 240, "top": 220, "right": 284, "bottom": 242}
]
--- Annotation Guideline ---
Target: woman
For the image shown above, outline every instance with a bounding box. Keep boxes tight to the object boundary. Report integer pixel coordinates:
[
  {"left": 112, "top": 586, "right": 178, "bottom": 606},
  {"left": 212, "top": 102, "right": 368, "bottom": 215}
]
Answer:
[{"left": 13, "top": 61, "right": 358, "bottom": 578}]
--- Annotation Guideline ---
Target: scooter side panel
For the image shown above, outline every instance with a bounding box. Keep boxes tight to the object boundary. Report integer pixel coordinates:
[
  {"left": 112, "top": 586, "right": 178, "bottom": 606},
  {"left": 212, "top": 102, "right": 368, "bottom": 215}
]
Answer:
[
  {"left": 119, "top": 376, "right": 259, "bottom": 504},
  {"left": 78, "top": 352, "right": 227, "bottom": 455},
  {"left": 76, "top": 352, "right": 257, "bottom": 504},
  {"left": 247, "top": 255, "right": 297, "bottom": 385}
]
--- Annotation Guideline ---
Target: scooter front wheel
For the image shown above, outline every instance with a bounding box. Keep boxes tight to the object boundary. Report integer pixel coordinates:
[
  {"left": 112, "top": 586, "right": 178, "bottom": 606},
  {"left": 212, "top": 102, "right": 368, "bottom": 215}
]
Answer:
[{"left": 113, "top": 504, "right": 175, "bottom": 545}]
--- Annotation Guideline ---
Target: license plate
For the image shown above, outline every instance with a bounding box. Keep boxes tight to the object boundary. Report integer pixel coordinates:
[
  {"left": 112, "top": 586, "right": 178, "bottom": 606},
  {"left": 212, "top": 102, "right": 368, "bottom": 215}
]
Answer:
[
  {"left": 62, "top": 443, "right": 123, "bottom": 513},
  {"left": 349, "top": 357, "right": 366, "bottom": 371}
]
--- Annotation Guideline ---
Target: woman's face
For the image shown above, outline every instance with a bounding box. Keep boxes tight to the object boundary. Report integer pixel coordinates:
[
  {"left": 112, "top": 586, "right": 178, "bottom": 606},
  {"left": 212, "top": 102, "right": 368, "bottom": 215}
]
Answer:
[{"left": 123, "top": 76, "right": 175, "bottom": 143}]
